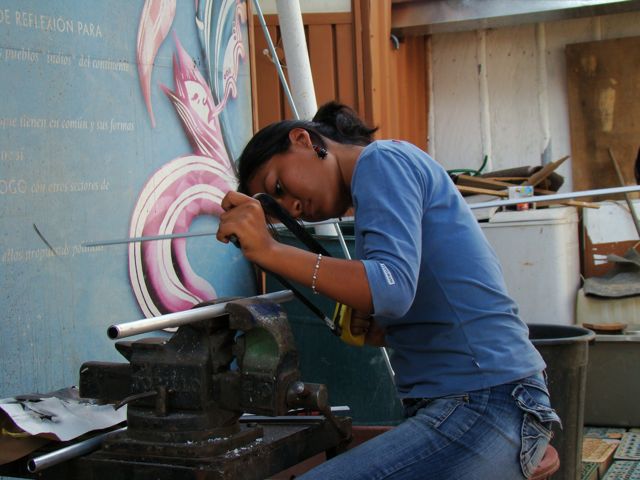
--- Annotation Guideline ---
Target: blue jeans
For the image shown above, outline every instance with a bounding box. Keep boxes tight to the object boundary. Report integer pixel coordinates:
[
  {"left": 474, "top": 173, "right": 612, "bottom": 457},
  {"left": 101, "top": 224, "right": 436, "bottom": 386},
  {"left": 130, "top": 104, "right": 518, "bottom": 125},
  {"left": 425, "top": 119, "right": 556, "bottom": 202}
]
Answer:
[{"left": 297, "top": 373, "right": 560, "bottom": 480}]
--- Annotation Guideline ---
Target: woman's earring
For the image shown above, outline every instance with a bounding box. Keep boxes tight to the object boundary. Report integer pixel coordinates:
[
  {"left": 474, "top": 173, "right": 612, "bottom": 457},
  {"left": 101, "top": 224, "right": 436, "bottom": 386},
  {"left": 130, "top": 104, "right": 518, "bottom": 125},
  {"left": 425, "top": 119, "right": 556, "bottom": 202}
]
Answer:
[{"left": 312, "top": 144, "right": 328, "bottom": 159}]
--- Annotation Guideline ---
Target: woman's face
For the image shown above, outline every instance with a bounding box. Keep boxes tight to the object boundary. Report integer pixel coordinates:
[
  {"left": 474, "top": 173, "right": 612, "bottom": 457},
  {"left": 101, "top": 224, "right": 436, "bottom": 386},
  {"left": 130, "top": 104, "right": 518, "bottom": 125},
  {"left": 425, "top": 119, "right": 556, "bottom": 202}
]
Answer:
[{"left": 246, "top": 130, "right": 349, "bottom": 222}]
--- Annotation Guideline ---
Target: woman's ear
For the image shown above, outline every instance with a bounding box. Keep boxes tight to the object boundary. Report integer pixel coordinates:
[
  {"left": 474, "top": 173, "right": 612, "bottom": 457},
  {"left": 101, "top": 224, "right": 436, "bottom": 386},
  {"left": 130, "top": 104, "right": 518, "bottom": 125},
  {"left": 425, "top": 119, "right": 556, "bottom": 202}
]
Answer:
[{"left": 289, "top": 128, "right": 313, "bottom": 149}]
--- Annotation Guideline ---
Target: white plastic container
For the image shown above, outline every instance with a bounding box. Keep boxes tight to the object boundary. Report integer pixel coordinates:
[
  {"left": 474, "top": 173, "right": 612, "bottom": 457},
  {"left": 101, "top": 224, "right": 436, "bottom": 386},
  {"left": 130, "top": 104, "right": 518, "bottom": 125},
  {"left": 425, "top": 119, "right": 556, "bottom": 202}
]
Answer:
[{"left": 480, "top": 207, "right": 580, "bottom": 325}]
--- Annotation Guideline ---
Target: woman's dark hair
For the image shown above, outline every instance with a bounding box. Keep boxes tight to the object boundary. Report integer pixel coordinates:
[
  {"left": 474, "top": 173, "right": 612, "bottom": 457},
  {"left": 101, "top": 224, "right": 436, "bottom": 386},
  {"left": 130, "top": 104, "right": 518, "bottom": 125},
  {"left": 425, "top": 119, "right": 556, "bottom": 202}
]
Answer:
[{"left": 237, "top": 101, "right": 377, "bottom": 194}]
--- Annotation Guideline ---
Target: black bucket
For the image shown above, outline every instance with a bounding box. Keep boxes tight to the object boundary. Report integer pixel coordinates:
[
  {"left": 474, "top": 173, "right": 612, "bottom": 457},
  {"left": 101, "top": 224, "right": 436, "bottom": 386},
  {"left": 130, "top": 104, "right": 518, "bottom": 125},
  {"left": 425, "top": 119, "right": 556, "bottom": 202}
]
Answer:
[{"left": 528, "top": 324, "right": 595, "bottom": 480}]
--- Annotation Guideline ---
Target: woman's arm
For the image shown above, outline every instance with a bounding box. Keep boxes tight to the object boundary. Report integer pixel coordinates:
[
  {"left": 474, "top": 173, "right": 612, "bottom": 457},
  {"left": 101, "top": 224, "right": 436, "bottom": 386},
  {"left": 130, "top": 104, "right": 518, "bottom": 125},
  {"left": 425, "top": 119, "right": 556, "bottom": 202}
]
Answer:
[{"left": 217, "top": 191, "right": 374, "bottom": 314}]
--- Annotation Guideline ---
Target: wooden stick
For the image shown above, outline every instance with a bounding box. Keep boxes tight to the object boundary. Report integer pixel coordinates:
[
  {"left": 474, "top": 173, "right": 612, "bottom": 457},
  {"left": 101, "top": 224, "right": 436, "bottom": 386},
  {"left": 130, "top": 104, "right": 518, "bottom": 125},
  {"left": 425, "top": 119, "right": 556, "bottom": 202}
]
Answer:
[
  {"left": 456, "top": 185, "right": 507, "bottom": 197},
  {"left": 522, "top": 155, "right": 570, "bottom": 187}
]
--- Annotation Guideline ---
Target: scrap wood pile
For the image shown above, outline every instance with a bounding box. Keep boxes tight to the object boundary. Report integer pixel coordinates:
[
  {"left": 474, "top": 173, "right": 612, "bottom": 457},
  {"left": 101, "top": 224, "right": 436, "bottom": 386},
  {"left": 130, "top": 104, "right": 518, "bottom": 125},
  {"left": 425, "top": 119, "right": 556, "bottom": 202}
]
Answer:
[{"left": 450, "top": 155, "right": 599, "bottom": 209}]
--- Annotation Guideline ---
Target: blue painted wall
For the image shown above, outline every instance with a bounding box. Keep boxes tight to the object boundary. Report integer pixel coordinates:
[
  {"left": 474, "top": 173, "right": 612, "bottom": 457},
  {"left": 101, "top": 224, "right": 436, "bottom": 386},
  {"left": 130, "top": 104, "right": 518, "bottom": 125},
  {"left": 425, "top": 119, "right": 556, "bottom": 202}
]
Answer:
[{"left": 0, "top": 0, "right": 256, "bottom": 399}]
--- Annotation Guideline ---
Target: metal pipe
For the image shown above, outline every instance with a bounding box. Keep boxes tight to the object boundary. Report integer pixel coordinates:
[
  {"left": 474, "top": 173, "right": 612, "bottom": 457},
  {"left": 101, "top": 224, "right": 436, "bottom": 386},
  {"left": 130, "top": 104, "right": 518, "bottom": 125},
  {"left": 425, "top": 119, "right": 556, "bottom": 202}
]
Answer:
[
  {"left": 108, "top": 290, "right": 294, "bottom": 339},
  {"left": 27, "top": 427, "right": 126, "bottom": 473},
  {"left": 468, "top": 185, "right": 640, "bottom": 210},
  {"left": 269, "top": 2, "right": 380, "bottom": 381},
  {"left": 275, "top": 0, "right": 317, "bottom": 120},
  {"left": 477, "top": 29, "right": 493, "bottom": 172},
  {"left": 273, "top": 0, "right": 341, "bottom": 240}
]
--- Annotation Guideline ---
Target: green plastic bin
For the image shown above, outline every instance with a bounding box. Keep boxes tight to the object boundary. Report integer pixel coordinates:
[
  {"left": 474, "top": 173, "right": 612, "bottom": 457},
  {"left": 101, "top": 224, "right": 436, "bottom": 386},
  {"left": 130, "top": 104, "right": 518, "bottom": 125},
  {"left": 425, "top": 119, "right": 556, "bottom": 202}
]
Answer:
[{"left": 267, "top": 223, "right": 404, "bottom": 426}]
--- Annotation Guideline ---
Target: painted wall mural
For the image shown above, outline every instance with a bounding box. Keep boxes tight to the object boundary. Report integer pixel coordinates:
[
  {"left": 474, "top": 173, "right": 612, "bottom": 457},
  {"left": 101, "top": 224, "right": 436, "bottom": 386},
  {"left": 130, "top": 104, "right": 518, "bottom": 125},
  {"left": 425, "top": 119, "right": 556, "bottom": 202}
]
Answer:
[
  {"left": 130, "top": 0, "right": 248, "bottom": 316},
  {"left": 0, "top": 0, "right": 256, "bottom": 397}
]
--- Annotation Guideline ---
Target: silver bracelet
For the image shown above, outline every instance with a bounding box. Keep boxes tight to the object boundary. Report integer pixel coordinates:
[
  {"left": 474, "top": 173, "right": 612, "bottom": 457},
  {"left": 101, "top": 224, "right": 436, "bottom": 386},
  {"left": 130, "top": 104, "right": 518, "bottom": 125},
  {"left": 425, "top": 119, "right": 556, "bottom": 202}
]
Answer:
[{"left": 311, "top": 253, "right": 323, "bottom": 294}]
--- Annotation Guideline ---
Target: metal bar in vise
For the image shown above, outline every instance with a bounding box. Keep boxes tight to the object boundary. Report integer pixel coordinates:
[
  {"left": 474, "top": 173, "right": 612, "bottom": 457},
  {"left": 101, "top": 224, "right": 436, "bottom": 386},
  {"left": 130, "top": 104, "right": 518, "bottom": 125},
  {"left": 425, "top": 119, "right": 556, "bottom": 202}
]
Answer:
[
  {"left": 27, "top": 426, "right": 127, "bottom": 473},
  {"left": 107, "top": 290, "right": 294, "bottom": 339}
]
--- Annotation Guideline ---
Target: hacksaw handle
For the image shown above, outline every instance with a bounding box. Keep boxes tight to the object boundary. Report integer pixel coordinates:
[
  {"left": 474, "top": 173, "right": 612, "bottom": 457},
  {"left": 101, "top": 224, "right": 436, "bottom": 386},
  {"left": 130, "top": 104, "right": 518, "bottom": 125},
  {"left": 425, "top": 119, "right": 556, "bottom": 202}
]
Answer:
[{"left": 333, "top": 304, "right": 365, "bottom": 347}]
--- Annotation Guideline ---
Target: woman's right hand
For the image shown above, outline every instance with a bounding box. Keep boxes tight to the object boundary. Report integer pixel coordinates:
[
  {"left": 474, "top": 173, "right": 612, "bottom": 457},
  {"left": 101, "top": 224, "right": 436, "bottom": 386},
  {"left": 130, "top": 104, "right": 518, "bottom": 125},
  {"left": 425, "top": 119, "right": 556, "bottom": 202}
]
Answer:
[{"left": 217, "top": 191, "right": 277, "bottom": 263}]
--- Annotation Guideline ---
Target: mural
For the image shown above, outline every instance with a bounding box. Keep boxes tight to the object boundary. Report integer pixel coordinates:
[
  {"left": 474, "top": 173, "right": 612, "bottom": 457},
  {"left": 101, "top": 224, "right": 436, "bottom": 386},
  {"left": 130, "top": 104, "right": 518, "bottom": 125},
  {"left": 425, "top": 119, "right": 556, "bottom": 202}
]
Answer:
[
  {"left": 0, "top": 1, "right": 256, "bottom": 397},
  {"left": 129, "top": 0, "right": 249, "bottom": 316}
]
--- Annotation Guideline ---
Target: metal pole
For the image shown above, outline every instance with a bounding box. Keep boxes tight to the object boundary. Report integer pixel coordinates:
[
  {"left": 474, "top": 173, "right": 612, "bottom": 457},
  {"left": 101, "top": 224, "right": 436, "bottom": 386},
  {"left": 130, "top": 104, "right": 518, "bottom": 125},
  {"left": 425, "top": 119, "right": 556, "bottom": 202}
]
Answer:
[
  {"left": 468, "top": 185, "right": 640, "bottom": 210},
  {"left": 27, "top": 427, "right": 127, "bottom": 473},
  {"left": 108, "top": 290, "right": 294, "bottom": 339}
]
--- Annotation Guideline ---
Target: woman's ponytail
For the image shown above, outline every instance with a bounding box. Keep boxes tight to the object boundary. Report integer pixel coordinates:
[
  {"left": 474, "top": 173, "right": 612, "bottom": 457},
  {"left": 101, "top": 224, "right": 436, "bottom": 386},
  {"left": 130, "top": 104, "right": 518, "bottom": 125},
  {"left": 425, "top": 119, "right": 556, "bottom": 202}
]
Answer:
[{"left": 312, "top": 101, "right": 377, "bottom": 146}]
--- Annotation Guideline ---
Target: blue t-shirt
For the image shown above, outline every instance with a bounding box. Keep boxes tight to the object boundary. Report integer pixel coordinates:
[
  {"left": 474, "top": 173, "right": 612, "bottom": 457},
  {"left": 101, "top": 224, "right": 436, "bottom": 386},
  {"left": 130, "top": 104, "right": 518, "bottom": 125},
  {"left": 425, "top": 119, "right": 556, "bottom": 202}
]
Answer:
[{"left": 352, "top": 140, "right": 545, "bottom": 399}]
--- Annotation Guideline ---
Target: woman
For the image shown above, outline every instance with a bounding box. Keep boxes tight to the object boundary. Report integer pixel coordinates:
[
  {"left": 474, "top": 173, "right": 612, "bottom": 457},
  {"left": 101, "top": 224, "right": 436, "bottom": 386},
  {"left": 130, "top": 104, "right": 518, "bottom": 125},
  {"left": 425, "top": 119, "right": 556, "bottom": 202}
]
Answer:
[{"left": 216, "top": 102, "right": 560, "bottom": 479}]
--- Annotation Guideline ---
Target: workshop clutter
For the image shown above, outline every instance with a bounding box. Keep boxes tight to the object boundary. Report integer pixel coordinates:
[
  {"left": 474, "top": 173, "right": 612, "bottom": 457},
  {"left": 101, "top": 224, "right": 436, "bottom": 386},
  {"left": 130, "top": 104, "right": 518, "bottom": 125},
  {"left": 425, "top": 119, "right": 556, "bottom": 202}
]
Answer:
[
  {"left": 0, "top": 295, "right": 353, "bottom": 479},
  {"left": 451, "top": 158, "right": 597, "bottom": 212}
]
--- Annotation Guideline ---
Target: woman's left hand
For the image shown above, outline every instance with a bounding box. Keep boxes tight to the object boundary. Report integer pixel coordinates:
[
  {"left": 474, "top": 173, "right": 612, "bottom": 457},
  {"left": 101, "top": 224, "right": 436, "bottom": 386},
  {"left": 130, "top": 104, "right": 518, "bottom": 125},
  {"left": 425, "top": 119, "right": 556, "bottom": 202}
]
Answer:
[
  {"left": 350, "top": 310, "right": 387, "bottom": 347},
  {"left": 217, "top": 191, "right": 277, "bottom": 263}
]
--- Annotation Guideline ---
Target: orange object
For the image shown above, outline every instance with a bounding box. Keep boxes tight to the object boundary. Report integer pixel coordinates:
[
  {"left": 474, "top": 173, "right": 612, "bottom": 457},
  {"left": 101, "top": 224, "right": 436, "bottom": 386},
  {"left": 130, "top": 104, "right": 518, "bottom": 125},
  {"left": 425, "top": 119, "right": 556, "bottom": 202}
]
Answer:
[{"left": 531, "top": 445, "right": 560, "bottom": 480}]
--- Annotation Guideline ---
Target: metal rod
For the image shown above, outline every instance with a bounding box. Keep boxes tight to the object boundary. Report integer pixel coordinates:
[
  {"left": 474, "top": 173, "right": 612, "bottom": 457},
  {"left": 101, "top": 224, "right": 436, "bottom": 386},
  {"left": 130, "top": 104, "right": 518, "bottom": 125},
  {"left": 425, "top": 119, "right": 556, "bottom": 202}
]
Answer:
[
  {"left": 83, "top": 230, "right": 218, "bottom": 247},
  {"left": 252, "top": 0, "right": 299, "bottom": 118},
  {"left": 83, "top": 218, "right": 359, "bottom": 247},
  {"left": 27, "top": 427, "right": 126, "bottom": 473},
  {"left": 468, "top": 185, "right": 640, "bottom": 210},
  {"left": 108, "top": 290, "right": 294, "bottom": 339},
  {"left": 241, "top": 405, "right": 351, "bottom": 422}
]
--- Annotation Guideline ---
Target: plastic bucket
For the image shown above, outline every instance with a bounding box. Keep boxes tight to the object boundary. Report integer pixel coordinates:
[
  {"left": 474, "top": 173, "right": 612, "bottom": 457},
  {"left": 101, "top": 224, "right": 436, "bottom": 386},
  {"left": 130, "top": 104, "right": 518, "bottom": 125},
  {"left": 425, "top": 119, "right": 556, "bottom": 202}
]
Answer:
[
  {"left": 267, "top": 223, "right": 404, "bottom": 426},
  {"left": 528, "top": 324, "right": 595, "bottom": 480}
]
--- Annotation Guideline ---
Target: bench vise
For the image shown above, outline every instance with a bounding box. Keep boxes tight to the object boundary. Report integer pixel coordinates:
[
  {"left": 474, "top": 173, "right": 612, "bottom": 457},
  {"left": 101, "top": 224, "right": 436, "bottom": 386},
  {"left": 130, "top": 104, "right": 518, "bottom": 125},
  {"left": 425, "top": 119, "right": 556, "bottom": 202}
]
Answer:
[{"left": 14, "top": 292, "right": 351, "bottom": 480}]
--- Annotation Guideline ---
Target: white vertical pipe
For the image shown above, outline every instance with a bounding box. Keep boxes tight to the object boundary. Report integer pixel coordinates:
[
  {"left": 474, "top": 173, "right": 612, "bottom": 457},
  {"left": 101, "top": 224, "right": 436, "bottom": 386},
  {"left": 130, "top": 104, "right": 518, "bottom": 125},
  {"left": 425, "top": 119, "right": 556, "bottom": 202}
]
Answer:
[
  {"left": 536, "top": 23, "right": 552, "bottom": 166},
  {"left": 593, "top": 16, "right": 603, "bottom": 40},
  {"left": 426, "top": 36, "right": 436, "bottom": 158},
  {"left": 253, "top": 0, "right": 300, "bottom": 118},
  {"left": 275, "top": 0, "right": 318, "bottom": 120},
  {"left": 477, "top": 29, "right": 493, "bottom": 172},
  {"left": 272, "top": 2, "right": 393, "bottom": 380},
  {"left": 275, "top": 0, "right": 334, "bottom": 236}
]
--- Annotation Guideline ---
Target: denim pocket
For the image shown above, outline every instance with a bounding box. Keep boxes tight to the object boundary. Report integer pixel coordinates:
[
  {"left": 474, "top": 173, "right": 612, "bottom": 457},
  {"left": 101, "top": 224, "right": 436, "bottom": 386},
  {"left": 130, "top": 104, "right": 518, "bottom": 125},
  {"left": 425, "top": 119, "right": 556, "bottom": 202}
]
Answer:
[{"left": 512, "top": 384, "right": 561, "bottom": 478}]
